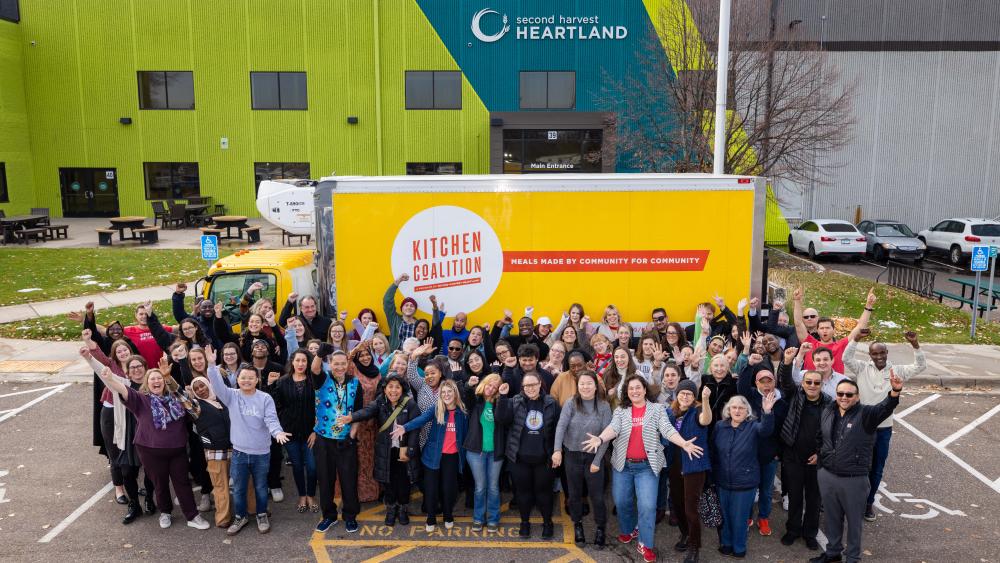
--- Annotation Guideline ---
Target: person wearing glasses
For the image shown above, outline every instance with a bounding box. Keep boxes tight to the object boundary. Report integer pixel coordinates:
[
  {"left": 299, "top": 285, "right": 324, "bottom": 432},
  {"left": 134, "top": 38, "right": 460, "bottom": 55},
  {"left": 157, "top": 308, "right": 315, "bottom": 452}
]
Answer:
[
  {"left": 810, "top": 374, "right": 903, "bottom": 563},
  {"left": 776, "top": 347, "right": 831, "bottom": 551},
  {"left": 793, "top": 286, "right": 876, "bottom": 375}
]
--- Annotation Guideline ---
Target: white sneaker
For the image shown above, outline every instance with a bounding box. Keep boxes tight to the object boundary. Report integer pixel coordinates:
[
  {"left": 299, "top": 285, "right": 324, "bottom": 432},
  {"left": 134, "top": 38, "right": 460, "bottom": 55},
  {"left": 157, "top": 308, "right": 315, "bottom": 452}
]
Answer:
[
  {"left": 444, "top": 520, "right": 454, "bottom": 529},
  {"left": 159, "top": 513, "right": 172, "bottom": 529},
  {"left": 197, "top": 494, "right": 213, "bottom": 512},
  {"left": 270, "top": 488, "right": 284, "bottom": 503},
  {"left": 782, "top": 495, "right": 789, "bottom": 511},
  {"left": 187, "top": 515, "right": 210, "bottom": 530},
  {"left": 425, "top": 523, "right": 436, "bottom": 532}
]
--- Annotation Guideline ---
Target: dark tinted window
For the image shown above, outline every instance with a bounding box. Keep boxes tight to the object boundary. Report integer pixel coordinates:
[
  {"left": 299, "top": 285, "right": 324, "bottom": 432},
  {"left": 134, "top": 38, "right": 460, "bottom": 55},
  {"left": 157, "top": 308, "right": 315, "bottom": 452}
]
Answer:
[
  {"left": 251, "top": 72, "right": 307, "bottom": 109},
  {"left": 932, "top": 221, "right": 949, "bottom": 231},
  {"left": 144, "top": 162, "right": 200, "bottom": 199},
  {"left": 0, "top": 162, "right": 8, "bottom": 202},
  {"left": 946, "top": 221, "right": 965, "bottom": 233},
  {"left": 254, "top": 162, "right": 310, "bottom": 195},
  {"left": 519, "top": 71, "right": 576, "bottom": 110},
  {"left": 138, "top": 71, "right": 195, "bottom": 109},
  {"left": 405, "top": 71, "right": 461, "bottom": 109},
  {"left": 406, "top": 162, "right": 462, "bottom": 175},
  {"left": 799, "top": 222, "right": 816, "bottom": 232},
  {"left": 822, "top": 223, "right": 857, "bottom": 233},
  {"left": 0, "top": 0, "right": 19, "bottom": 23},
  {"left": 858, "top": 222, "right": 871, "bottom": 233},
  {"left": 972, "top": 224, "right": 1000, "bottom": 236}
]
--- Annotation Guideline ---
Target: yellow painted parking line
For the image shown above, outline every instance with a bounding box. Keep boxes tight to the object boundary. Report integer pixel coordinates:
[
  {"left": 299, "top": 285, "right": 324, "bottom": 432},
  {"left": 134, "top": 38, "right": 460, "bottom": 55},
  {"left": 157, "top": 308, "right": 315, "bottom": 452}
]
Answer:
[
  {"left": 549, "top": 547, "right": 593, "bottom": 563},
  {"left": 316, "top": 538, "right": 572, "bottom": 549},
  {"left": 309, "top": 533, "right": 333, "bottom": 563},
  {"left": 360, "top": 545, "right": 416, "bottom": 563}
]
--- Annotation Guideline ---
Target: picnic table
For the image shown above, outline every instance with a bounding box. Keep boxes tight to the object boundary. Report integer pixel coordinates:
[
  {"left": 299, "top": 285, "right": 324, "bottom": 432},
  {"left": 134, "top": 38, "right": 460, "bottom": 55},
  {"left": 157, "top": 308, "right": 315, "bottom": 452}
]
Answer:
[
  {"left": 108, "top": 216, "right": 147, "bottom": 241},
  {"left": 184, "top": 203, "right": 211, "bottom": 226},
  {"left": 212, "top": 216, "right": 249, "bottom": 240},
  {"left": 1, "top": 214, "right": 48, "bottom": 244},
  {"left": 948, "top": 277, "right": 1000, "bottom": 307}
]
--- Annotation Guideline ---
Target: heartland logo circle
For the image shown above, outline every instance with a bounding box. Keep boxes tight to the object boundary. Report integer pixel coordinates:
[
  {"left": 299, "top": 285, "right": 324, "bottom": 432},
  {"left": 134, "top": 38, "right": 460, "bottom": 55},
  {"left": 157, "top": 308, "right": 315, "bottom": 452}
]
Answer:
[
  {"left": 391, "top": 206, "right": 504, "bottom": 314},
  {"left": 471, "top": 8, "right": 510, "bottom": 43}
]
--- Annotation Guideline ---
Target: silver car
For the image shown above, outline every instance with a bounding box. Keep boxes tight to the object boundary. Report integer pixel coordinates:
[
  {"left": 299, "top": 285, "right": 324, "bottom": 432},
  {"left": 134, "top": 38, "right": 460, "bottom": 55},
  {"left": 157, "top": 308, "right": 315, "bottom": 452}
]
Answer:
[{"left": 857, "top": 220, "right": 926, "bottom": 262}]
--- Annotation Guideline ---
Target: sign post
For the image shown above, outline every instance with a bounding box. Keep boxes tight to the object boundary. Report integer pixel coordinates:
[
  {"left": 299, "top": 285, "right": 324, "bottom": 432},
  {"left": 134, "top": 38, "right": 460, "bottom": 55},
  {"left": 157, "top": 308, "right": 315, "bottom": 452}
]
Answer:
[
  {"left": 985, "top": 246, "right": 998, "bottom": 324},
  {"left": 970, "top": 246, "right": 989, "bottom": 338},
  {"left": 201, "top": 234, "right": 219, "bottom": 263}
]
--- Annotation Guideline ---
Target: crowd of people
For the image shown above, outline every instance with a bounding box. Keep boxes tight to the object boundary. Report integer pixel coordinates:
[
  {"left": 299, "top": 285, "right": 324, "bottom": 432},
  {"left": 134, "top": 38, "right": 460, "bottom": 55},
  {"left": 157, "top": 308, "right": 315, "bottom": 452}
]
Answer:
[{"left": 79, "top": 273, "right": 926, "bottom": 562}]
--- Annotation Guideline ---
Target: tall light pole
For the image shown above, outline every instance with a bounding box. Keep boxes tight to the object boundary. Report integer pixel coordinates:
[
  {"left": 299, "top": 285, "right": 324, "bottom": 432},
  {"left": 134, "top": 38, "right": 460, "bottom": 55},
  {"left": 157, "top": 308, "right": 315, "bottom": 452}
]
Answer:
[{"left": 713, "top": 0, "right": 732, "bottom": 175}]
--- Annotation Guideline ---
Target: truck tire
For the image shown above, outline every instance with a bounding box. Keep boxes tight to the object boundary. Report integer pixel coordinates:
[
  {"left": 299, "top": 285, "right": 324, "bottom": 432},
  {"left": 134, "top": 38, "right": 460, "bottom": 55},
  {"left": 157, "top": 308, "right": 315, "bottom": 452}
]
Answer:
[
  {"left": 787, "top": 236, "right": 797, "bottom": 254},
  {"left": 949, "top": 245, "right": 963, "bottom": 266},
  {"left": 808, "top": 243, "right": 817, "bottom": 261}
]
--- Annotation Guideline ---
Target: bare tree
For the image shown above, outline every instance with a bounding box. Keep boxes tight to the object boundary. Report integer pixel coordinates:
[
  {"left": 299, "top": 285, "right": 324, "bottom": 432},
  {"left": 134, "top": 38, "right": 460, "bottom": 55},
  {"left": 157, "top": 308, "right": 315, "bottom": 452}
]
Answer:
[{"left": 597, "top": 0, "right": 854, "bottom": 185}]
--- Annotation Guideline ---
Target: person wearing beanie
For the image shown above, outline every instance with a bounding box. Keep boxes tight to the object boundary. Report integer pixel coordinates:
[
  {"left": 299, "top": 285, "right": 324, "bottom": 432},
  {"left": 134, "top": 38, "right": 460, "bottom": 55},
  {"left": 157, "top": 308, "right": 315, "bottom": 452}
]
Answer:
[
  {"left": 667, "top": 378, "right": 713, "bottom": 563},
  {"left": 383, "top": 274, "right": 419, "bottom": 350}
]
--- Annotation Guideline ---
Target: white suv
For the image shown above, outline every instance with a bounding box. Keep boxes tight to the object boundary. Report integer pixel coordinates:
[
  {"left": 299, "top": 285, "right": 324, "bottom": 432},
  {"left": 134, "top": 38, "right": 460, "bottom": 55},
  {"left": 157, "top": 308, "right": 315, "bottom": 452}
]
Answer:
[{"left": 917, "top": 218, "right": 1000, "bottom": 265}]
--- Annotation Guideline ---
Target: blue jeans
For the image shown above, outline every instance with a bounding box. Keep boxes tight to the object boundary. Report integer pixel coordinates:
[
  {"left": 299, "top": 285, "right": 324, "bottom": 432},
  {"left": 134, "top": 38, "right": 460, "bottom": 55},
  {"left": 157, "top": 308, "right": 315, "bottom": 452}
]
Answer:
[
  {"left": 466, "top": 450, "right": 503, "bottom": 525},
  {"left": 231, "top": 450, "right": 270, "bottom": 518},
  {"left": 719, "top": 487, "right": 756, "bottom": 554},
  {"left": 656, "top": 467, "right": 670, "bottom": 511},
  {"left": 284, "top": 440, "right": 317, "bottom": 497},
  {"left": 612, "top": 461, "right": 659, "bottom": 548},
  {"left": 756, "top": 459, "right": 779, "bottom": 519},
  {"left": 867, "top": 427, "right": 892, "bottom": 504}
]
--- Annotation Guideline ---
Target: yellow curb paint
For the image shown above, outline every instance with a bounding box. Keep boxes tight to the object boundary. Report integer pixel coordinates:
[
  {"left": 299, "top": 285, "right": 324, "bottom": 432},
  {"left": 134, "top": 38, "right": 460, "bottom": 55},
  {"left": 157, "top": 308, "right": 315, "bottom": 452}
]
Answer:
[{"left": 360, "top": 545, "right": 416, "bottom": 563}]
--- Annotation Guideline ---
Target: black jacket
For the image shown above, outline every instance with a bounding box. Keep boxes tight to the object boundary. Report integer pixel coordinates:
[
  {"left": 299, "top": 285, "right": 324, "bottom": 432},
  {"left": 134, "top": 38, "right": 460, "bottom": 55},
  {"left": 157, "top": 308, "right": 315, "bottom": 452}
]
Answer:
[
  {"left": 192, "top": 398, "right": 231, "bottom": 450},
  {"left": 172, "top": 292, "right": 223, "bottom": 350},
  {"left": 267, "top": 375, "right": 316, "bottom": 441},
  {"left": 500, "top": 365, "right": 555, "bottom": 396},
  {"left": 699, "top": 372, "right": 738, "bottom": 425},
  {"left": 749, "top": 309, "right": 800, "bottom": 349},
  {"left": 685, "top": 306, "right": 739, "bottom": 342},
  {"left": 777, "top": 361, "right": 832, "bottom": 451},
  {"left": 351, "top": 395, "right": 421, "bottom": 484},
  {"left": 495, "top": 392, "right": 558, "bottom": 464},
  {"left": 462, "top": 383, "right": 508, "bottom": 462},
  {"left": 819, "top": 393, "right": 899, "bottom": 476},
  {"left": 737, "top": 362, "right": 788, "bottom": 464},
  {"left": 279, "top": 300, "right": 333, "bottom": 343},
  {"left": 490, "top": 324, "right": 551, "bottom": 361}
]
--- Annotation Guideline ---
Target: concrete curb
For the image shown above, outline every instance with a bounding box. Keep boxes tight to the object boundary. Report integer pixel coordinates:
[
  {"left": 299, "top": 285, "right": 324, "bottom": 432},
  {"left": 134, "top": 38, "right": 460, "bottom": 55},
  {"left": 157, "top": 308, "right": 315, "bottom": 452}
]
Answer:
[{"left": 0, "top": 281, "right": 200, "bottom": 323}]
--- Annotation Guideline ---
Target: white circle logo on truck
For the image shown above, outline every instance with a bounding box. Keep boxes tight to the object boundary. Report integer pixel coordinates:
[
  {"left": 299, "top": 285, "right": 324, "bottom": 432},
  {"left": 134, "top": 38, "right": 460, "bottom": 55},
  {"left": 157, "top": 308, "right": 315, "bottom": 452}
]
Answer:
[{"left": 391, "top": 206, "right": 504, "bottom": 314}]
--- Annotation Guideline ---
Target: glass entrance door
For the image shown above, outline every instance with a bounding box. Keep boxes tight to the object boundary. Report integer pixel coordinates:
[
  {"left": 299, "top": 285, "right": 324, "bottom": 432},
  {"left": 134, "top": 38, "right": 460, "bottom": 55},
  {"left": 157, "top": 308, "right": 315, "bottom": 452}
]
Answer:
[
  {"left": 502, "top": 129, "right": 603, "bottom": 174},
  {"left": 59, "top": 168, "right": 120, "bottom": 217}
]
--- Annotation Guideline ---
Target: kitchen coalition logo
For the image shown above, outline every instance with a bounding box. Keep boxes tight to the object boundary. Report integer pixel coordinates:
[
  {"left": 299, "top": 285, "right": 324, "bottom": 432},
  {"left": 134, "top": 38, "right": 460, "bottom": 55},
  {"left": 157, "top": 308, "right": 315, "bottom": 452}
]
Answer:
[
  {"left": 471, "top": 7, "right": 628, "bottom": 42},
  {"left": 391, "top": 206, "right": 504, "bottom": 314}
]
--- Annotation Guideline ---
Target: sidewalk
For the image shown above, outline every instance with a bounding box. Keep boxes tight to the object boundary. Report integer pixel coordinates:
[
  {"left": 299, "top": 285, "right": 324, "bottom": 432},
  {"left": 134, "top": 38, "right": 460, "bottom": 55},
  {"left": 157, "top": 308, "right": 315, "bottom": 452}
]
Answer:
[
  {"left": 0, "top": 337, "right": 997, "bottom": 389},
  {"left": 0, "top": 283, "right": 198, "bottom": 324}
]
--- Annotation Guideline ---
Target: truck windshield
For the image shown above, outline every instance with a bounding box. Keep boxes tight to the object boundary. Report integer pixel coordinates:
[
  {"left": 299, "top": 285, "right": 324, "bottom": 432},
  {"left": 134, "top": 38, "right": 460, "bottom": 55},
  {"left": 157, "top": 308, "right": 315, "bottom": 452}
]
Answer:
[
  {"left": 209, "top": 272, "right": 277, "bottom": 326},
  {"left": 875, "top": 224, "right": 915, "bottom": 237}
]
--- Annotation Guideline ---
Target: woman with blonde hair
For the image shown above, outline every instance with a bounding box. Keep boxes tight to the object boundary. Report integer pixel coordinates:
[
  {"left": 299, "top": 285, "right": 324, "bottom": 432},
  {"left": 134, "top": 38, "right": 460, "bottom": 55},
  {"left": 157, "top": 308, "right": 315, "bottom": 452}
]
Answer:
[
  {"left": 392, "top": 379, "right": 468, "bottom": 532},
  {"left": 461, "top": 372, "right": 506, "bottom": 531},
  {"left": 597, "top": 304, "right": 630, "bottom": 341}
]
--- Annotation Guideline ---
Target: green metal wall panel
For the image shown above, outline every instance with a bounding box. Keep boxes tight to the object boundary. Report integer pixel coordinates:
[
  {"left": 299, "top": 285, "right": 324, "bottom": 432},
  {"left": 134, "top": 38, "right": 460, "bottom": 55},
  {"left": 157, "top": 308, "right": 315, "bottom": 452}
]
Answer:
[
  {"left": 0, "top": 20, "right": 36, "bottom": 213},
  {"left": 6, "top": 0, "right": 490, "bottom": 218}
]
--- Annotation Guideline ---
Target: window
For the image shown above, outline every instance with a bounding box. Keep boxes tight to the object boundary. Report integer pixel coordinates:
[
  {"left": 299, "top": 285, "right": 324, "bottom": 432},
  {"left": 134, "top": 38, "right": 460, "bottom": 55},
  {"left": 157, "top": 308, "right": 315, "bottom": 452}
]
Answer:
[
  {"left": 798, "top": 222, "right": 817, "bottom": 232},
  {"left": 876, "top": 223, "right": 915, "bottom": 237},
  {"left": 972, "top": 224, "right": 1000, "bottom": 237},
  {"left": 209, "top": 272, "right": 277, "bottom": 326},
  {"left": 0, "top": 163, "right": 8, "bottom": 203},
  {"left": 250, "top": 72, "right": 307, "bottom": 110},
  {"left": 502, "top": 129, "right": 602, "bottom": 173},
  {"left": 945, "top": 221, "right": 965, "bottom": 233},
  {"left": 137, "top": 71, "right": 195, "bottom": 109},
  {"left": 858, "top": 222, "right": 871, "bottom": 233},
  {"left": 822, "top": 223, "right": 857, "bottom": 233},
  {"left": 0, "top": 0, "right": 19, "bottom": 23},
  {"left": 406, "top": 162, "right": 462, "bottom": 175},
  {"left": 405, "top": 71, "right": 462, "bottom": 109},
  {"left": 519, "top": 71, "right": 576, "bottom": 109},
  {"left": 143, "top": 162, "right": 200, "bottom": 199},
  {"left": 254, "top": 162, "right": 311, "bottom": 195}
]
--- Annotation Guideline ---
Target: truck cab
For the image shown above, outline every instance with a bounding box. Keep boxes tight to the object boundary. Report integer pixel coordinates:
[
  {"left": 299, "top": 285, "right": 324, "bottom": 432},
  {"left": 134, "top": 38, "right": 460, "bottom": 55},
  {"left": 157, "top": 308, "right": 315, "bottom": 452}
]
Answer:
[{"left": 198, "top": 249, "right": 316, "bottom": 331}]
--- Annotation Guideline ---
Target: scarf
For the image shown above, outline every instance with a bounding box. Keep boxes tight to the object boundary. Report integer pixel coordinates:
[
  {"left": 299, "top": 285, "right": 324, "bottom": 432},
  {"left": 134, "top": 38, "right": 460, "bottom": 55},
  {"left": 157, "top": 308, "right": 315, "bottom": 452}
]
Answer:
[
  {"left": 353, "top": 356, "right": 380, "bottom": 379},
  {"left": 190, "top": 376, "right": 223, "bottom": 410},
  {"left": 148, "top": 392, "right": 186, "bottom": 430},
  {"left": 594, "top": 352, "right": 612, "bottom": 376}
]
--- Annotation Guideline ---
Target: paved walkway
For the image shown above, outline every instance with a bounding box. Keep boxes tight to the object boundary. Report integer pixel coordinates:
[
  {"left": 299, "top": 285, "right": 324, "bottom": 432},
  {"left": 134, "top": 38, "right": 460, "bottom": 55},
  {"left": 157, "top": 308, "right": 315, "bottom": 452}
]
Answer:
[
  {"left": 0, "top": 336, "right": 997, "bottom": 389},
  {"left": 0, "top": 283, "right": 199, "bottom": 323}
]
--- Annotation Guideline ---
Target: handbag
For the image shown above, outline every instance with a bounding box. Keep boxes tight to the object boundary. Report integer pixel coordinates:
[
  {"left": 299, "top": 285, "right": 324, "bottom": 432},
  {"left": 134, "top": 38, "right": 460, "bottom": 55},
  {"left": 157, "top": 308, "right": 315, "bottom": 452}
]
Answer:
[{"left": 698, "top": 485, "right": 723, "bottom": 528}]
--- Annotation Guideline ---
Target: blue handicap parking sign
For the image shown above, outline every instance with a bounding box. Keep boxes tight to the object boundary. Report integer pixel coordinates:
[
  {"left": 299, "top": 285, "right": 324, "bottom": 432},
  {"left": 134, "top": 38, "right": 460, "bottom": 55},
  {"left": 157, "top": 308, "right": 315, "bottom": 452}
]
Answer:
[
  {"left": 971, "top": 246, "right": 989, "bottom": 272},
  {"left": 201, "top": 235, "right": 219, "bottom": 261}
]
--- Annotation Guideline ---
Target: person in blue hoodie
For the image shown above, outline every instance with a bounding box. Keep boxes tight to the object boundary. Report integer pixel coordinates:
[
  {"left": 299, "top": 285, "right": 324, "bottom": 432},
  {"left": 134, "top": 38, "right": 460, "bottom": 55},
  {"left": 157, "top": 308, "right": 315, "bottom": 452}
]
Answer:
[
  {"left": 713, "top": 393, "right": 777, "bottom": 559},
  {"left": 391, "top": 379, "right": 469, "bottom": 532}
]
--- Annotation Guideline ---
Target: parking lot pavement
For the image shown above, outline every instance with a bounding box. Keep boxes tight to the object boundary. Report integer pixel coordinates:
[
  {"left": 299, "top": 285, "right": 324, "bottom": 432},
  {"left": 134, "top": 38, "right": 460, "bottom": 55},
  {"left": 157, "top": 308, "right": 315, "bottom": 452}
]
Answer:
[{"left": 3, "top": 381, "right": 998, "bottom": 562}]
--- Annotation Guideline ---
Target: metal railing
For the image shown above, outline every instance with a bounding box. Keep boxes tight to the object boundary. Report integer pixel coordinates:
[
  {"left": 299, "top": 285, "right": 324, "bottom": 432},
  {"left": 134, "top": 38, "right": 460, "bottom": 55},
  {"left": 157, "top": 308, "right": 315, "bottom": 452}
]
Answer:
[{"left": 884, "top": 261, "right": 936, "bottom": 299}]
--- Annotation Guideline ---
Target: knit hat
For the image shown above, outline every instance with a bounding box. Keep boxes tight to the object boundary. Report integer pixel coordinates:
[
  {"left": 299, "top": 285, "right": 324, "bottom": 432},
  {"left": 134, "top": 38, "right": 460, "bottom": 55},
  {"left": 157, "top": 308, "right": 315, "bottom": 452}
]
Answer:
[
  {"left": 756, "top": 370, "right": 775, "bottom": 383},
  {"left": 401, "top": 297, "right": 418, "bottom": 310},
  {"left": 677, "top": 379, "right": 698, "bottom": 397}
]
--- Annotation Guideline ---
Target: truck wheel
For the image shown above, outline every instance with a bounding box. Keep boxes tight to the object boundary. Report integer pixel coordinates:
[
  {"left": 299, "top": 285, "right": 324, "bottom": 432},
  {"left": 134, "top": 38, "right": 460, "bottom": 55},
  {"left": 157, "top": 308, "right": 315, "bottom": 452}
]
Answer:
[
  {"left": 808, "top": 243, "right": 817, "bottom": 261},
  {"left": 787, "top": 236, "right": 796, "bottom": 254},
  {"left": 949, "top": 245, "right": 963, "bottom": 266}
]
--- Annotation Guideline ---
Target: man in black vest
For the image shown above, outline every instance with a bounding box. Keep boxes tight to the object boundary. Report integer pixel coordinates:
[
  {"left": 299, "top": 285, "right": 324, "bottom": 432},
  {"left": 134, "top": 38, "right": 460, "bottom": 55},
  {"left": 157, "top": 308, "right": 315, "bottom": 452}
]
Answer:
[{"left": 810, "top": 374, "right": 902, "bottom": 563}]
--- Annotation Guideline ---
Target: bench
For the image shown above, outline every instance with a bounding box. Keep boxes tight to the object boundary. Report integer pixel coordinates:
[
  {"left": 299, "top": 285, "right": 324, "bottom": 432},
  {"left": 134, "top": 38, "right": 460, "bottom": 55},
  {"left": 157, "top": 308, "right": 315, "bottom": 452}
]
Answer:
[
  {"left": 96, "top": 228, "right": 117, "bottom": 246},
  {"left": 932, "top": 290, "right": 998, "bottom": 317},
  {"left": 16, "top": 227, "right": 48, "bottom": 245},
  {"left": 199, "top": 227, "right": 224, "bottom": 236},
  {"left": 282, "top": 230, "right": 311, "bottom": 246},
  {"left": 46, "top": 224, "right": 69, "bottom": 240},
  {"left": 136, "top": 226, "right": 160, "bottom": 244},
  {"left": 243, "top": 226, "right": 261, "bottom": 243}
]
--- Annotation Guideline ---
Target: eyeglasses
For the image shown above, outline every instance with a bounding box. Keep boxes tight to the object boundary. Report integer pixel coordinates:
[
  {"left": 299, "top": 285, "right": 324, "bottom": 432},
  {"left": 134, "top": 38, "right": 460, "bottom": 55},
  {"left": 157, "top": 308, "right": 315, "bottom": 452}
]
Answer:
[
  {"left": 128, "top": 364, "right": 145, "bottom": 370},
  {"left": 836, "top": 391, "right": 856, "bottom": 398},
  {"left": 448, "top": 346, "right": 463, "bottom": 351},
  {"left": 652, "top": 316, "right": 666, "bottom": 322},
  {"left": 803, "top": 314, "right": 818, "bottom": 319},
  {"left": 803, "top": 380, "right": 822, "bottom": 386}
]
